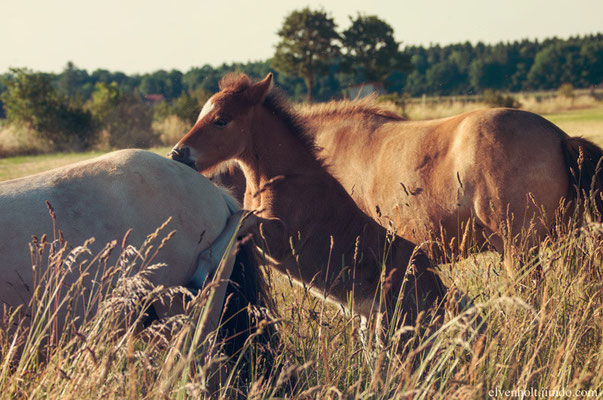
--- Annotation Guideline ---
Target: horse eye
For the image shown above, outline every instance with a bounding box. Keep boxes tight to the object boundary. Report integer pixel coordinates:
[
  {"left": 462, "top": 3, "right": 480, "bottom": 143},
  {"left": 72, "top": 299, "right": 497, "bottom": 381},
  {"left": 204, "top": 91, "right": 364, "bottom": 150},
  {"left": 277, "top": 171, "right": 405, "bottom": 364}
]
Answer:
[{"left": 214, "top": 118, "right": 229, "bottom": 127}]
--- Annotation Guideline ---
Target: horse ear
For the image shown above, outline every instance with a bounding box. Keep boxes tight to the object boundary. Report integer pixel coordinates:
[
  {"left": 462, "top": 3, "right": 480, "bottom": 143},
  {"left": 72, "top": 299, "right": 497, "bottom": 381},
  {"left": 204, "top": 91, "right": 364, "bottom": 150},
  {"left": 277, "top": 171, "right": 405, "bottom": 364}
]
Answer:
[{"left": 247, "top": 73, "right": 273, "bottom": 104}]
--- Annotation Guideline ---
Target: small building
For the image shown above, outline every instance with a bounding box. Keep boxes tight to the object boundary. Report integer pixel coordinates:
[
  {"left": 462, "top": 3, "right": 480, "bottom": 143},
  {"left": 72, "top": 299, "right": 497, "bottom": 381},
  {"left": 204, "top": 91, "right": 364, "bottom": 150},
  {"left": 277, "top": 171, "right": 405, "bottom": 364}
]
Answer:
[
  {"left": 346, "top": 82, "right": 386, "bottom": 99},
  {"left": 143, "top": 94, "right": 165, "bottom": 103}
]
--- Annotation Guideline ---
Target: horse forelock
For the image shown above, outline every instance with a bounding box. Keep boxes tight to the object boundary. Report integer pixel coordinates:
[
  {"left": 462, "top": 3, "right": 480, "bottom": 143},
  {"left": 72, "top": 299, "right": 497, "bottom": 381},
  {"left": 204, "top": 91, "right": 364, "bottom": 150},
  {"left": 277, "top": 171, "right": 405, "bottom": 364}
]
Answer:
[{"left": 219, "top": 73, "right": 252, "bottom": 92}]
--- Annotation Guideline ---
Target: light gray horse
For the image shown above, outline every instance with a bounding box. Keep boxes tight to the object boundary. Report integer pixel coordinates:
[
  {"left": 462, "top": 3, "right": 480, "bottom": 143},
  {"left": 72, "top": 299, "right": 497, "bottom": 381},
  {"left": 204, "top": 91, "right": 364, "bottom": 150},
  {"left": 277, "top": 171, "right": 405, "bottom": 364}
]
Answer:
[{"left": 0, "top": 149, "right": 273, "bottom": 357}]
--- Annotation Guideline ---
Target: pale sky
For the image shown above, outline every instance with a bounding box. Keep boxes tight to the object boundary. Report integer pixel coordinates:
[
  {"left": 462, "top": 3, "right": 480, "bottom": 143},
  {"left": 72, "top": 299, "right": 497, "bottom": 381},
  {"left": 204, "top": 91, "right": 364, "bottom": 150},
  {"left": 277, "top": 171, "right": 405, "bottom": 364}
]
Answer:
[{"left": 2, "top": 0, "right": 602, "bottom": 75}]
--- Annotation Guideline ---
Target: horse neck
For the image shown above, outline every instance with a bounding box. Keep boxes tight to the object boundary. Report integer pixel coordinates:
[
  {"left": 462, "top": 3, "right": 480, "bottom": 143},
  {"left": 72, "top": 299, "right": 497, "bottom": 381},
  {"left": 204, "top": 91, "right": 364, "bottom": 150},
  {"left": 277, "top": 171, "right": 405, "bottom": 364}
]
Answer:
[
  {"left": 236, "top": 105, "right": 404, "bottom": 282},
  {"left": 237, "top": 106, "right": 323, "bottom": 205}
]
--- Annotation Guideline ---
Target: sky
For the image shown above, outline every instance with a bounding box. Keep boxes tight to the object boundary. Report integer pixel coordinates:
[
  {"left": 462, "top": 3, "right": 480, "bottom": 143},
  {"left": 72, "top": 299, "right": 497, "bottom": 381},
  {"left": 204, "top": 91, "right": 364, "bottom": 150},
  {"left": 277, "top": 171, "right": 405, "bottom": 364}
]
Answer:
[{"left": 2, "top": 0, "right": 602, "bottom": 75}]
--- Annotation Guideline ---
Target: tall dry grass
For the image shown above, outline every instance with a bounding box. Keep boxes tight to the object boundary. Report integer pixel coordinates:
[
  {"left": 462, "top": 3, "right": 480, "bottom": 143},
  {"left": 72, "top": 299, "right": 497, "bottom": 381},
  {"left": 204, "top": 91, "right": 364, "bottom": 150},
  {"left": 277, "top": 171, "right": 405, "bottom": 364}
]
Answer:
[
  {"left": 0, "top": 124, "right": 55, "bottom": 157},
  {"left": 152, "top": 115, "right": 190, "bottom": 147},
  {"left": 389, "top": 92, "right": 603, "bottom": 121},
  {"left": 0, "top": 208, "right": 283, "bottom": 399},
  {"left": 1, "top": 193, "right": 601, "bottom": 398},
  {"left": 520, "top": 94, "right": 601, "bottom": 115}
]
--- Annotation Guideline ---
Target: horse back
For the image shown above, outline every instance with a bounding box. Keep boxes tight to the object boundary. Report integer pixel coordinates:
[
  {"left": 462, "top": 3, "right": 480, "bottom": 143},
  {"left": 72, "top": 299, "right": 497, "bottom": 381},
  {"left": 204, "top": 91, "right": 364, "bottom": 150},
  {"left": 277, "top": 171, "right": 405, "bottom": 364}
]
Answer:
[{"left": 0, "top": 149, "right": 233, "bottom": 309}]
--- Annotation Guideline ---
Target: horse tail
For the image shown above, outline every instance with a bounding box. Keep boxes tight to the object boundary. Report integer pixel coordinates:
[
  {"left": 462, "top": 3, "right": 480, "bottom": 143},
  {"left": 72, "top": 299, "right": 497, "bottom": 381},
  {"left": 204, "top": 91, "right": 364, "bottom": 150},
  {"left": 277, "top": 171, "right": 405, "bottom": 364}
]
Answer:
[
  {"left": 220, "top": 234, "right": 279, "bottom": 377},
  {"left": 560, "top": 135, "right": 603, "bottom": 218}
]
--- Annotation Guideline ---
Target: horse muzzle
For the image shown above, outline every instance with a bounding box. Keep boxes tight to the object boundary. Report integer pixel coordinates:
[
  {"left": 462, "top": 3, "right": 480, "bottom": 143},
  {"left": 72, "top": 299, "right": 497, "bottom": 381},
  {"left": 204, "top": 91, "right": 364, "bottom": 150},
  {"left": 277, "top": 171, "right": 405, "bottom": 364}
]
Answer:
[{"left": 168, "top": 146, "right": 197, "bottom": 171}]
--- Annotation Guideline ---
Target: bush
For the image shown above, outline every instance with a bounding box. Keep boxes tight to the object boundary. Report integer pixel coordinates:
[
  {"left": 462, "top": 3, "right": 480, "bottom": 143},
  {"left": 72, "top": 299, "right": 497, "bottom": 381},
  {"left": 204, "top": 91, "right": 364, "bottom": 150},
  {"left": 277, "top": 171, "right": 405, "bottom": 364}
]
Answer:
[
  {"left": 558, "top": 83, "right": 575, "bottom": 99},
  {"left": 87, "top": 83, "right": 157, "bottom": 149},
  {"left": 153, "top": 89, "right": 210, "bottom": 125},
  {"left": 0, "top": 123, "right": 55, "bottom": 157},
  {"left": 152, "top": 115, "right": 190, "bottom": 146},
  {"left": 482, "top": 89, "right": 521, "bottom": 108},
  {"left": 0, "top": 69, "right": 96, "bottom": 150}
]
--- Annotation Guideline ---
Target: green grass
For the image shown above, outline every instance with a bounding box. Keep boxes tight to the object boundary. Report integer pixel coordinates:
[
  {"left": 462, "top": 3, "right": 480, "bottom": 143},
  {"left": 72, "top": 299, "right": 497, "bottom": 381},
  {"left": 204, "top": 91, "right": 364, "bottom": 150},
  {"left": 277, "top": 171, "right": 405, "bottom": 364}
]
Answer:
[
  {"left": 543, "top": 106, "right": 603, "bottom": 123},
  {"left": 0, "top": 147, "right": 171, "bottom": 182},
  {"left": 541, "top": 106, "right": 603, "bottom": 147}
]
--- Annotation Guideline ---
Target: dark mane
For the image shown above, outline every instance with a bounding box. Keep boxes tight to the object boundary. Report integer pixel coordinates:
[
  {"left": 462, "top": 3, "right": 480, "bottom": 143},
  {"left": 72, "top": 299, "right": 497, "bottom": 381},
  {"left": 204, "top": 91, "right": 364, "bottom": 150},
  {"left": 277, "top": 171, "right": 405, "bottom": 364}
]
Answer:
[{"left": 262, "top": 88, "right": 323, "bottom": 161}]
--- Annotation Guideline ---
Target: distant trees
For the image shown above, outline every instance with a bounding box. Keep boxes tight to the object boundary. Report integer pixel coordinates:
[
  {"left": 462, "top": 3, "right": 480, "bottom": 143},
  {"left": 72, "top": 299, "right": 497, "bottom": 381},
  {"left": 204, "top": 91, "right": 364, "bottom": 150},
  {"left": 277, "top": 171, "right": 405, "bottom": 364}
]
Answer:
[
  {"left": 341, "top": 14, "right": 412, "bottom": 83},
  {"left": 0, "top": 28, "right": 601, "bottom": 155},
  {"left": 272, "top": 9, "right": 417, "bottom": 101},
  {"left": 153, "top": 89, "right": 211, "bottom": 125},
  {"left": 527, "top": 40, "right": 603, "bottom": 89},
  {"left": 272, "top": 8, "right": 340, "bottom": 102},
  {"left": 0, "top": 70, "right": 156, "bottom": 151},
  {"left": 139, "top": 70, "right": 183, "bottom": 100},
  {"left": 86, "top": 82, "right": 155, "bottom": 148},
  {"left": 0, "top": 68, "right": 95, "bottom": 149},
  {"left": 399, "top": 34, "right": 603, "bottom": 95}
]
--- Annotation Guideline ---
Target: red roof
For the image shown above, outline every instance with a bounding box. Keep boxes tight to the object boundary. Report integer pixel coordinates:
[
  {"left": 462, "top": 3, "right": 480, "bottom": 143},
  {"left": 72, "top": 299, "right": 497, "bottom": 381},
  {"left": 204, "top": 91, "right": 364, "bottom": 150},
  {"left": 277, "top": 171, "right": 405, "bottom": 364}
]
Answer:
[{"left": 144, "top": 94, "right": 165, "bottom": 102}]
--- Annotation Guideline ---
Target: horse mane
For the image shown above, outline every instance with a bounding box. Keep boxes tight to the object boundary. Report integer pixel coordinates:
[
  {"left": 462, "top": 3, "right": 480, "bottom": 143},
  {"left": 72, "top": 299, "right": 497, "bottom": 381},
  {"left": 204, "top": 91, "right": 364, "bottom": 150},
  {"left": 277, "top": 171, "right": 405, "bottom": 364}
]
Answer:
[
  {"left": 263, "top": 89, "right": 324, "bottom": 159},
  {"left": 297, "top": 95, "right": 407, "bottom": 122}
]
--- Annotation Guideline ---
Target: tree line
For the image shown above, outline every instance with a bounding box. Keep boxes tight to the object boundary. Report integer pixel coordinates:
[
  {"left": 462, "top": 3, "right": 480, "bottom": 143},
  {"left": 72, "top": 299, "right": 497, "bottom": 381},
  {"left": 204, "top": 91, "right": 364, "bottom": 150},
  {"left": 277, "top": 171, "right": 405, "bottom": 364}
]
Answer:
[{"left": 0, "top": 8, "right": 600, "bottom": 152}]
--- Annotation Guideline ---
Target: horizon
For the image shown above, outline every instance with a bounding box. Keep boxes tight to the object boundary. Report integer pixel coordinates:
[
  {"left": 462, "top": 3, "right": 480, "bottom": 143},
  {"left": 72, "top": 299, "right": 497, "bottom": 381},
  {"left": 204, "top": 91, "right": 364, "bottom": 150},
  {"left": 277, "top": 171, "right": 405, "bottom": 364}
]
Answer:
[
  {"left": 3, "top": 31, "right": 602, "bottom": 77},
  {"left": 2, "top": 0, "right": 603, "bottom": 75}
]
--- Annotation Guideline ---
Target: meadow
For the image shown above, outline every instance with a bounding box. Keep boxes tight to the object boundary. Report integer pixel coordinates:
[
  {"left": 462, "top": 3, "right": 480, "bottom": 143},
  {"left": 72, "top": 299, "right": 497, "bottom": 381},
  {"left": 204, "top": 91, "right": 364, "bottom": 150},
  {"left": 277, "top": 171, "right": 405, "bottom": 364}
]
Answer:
[{"left": 0, "top": 101, "right": 601, "bottom": 399}]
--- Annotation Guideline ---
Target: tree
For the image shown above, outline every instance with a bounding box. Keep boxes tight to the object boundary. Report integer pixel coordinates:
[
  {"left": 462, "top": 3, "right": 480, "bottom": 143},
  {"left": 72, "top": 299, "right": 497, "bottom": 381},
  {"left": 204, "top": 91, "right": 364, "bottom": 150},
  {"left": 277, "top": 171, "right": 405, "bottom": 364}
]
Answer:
[
  {"left": 86, "top": 82, "right": 156, "bottom": 148},
  {"left": 526, "top": 42, "right": 589, "bottom": 90},
  {"left": 272, "top": 7, "right": 340, "bottom": 102},
  {"left": 341, "top": 14, "right": 412, "bottom": 84},
  {"left": 56, "top": 61, "right": 90, "bottom": 100},
  {"left": 424, "top": 61, "right": 464, "bottom": 96},
  {"left": 153, "top": 89, "right": 211, "bottom": 125}
]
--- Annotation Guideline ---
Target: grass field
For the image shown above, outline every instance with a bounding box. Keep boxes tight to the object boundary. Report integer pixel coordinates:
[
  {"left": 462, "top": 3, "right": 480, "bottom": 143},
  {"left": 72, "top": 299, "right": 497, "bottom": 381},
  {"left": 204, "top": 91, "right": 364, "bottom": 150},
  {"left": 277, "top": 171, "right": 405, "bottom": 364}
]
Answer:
[
  {"left": 0, "top": 106, "right": 602, "bottom": 182},
  {"left": 0, "top": 107, "right": 601, "bottom": 398},
  {"left": 0, "top": 147, "right": 171, "bottom": 182},
  {"left": 543, "top": 107, "right": 603, "bottom": 147}
]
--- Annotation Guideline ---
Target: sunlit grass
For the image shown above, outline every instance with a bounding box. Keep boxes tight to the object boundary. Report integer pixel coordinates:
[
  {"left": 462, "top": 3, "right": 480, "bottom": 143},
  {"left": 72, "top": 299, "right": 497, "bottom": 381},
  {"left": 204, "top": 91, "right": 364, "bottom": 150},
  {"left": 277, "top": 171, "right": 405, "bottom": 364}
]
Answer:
[
  {"left": 2, "top": 198, "right": 600, "bottom": 398},
  {"left": 543, "top": 106, "right": 603, "bottom": 123},
  {"left": 0, "top": 147, "right": 171, "bottom": 182}
]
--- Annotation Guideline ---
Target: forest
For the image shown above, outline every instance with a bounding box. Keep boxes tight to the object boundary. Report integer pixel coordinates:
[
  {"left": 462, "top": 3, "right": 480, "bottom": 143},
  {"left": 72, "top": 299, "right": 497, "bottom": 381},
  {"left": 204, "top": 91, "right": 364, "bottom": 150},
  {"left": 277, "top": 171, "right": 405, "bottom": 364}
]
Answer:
[
  {"left": 1, "top": 33, "right": 600, "bottom": 106},
  {"left": 0, "top": 9, "right": 601, "bottom": 155}
]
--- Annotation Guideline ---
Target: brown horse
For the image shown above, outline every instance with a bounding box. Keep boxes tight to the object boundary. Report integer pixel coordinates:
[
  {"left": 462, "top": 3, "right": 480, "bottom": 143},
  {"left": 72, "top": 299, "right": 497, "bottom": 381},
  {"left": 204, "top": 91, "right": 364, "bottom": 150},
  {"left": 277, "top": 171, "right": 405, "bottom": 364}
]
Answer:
[
  {"left": 169, "top": 73, "right": 447, "bottom": 327},
  {"left": 301, "top": 99, "right": 603, "bottom": 257},
  {"left": 211, "top": 95, "right": 603, "bottom": 259}
]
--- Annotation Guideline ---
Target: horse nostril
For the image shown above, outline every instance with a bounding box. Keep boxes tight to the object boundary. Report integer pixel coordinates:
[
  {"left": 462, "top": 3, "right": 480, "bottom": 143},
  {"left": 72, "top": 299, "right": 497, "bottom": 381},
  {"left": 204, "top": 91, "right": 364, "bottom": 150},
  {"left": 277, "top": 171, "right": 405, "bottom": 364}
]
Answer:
[
  {"left": 168, "top": 147, "right": 197, "bottom": 170},
  {"left": 168, "top": 147, "right": 188, "bottom": 161},
  {"left": 168, "top": 148, "right": 180, "bottom": 160}
]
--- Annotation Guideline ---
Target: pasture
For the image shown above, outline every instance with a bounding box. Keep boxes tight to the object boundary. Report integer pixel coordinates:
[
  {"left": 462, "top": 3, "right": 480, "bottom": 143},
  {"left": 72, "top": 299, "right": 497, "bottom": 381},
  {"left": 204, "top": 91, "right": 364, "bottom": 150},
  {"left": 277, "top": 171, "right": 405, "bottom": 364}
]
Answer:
[{"left": 0, "top": 106, "right": 602, "bottom": 398}]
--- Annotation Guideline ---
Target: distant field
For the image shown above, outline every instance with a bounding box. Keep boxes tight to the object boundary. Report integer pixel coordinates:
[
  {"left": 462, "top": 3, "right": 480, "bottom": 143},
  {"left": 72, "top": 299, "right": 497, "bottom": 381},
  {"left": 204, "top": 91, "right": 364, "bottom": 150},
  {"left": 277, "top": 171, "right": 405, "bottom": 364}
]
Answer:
[
  {"left": 0, "top": 147, "right": 170, "bottom": 182},
  {"left": 542, "top": 106, "right": 603, "bottom": 146},
  {"left": 0, "top": 105, "right": 602, "bottom": 182}
]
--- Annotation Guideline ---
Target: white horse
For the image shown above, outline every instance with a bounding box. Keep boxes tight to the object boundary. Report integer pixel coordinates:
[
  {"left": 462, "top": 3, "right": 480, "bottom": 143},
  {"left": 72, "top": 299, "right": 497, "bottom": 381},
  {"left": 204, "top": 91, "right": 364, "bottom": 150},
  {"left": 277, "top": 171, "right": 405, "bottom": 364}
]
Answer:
[{"left": 0, "top": 149, "right": 271, "bottom": 355}]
